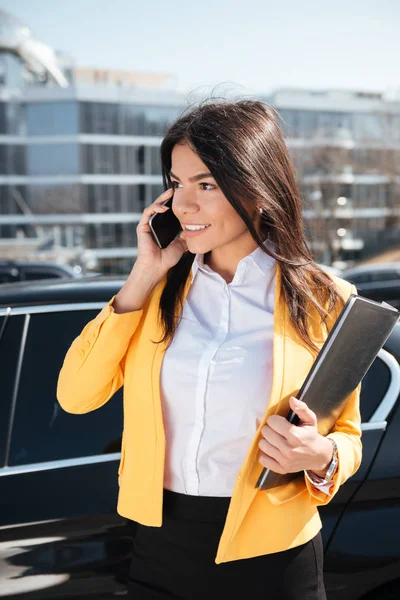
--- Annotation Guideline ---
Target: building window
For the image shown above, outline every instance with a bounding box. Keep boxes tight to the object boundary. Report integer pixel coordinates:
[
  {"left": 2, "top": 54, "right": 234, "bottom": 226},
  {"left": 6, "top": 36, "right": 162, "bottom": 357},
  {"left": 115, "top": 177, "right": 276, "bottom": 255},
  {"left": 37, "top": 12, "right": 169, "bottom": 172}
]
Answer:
[
  {"left": 27, "top": 184, "right": 81, "bottom": 213},
  {"left": 150, "top": 146, "right": 162, "bottom": 174},
  {"left": 0, "top": 145, "right": 25, "bottom": 175},
  {"left": 80, "top": 102, "right": 119, "bottom": 134},
  {"left": 27, "top": 143, "right": 79, "bottom": 176},
  {"left": 353, "top": 113, "right": 388, "bottom": 142},
  {"left": 80, "top": 102, "right": 181, "bottom": 136},
  {"left": 390, "top": 115, "right": 400, "bottom": 143},
  {"left": 26, "top": 102, "right": 78, "bottom": 136},
  {"left": 124, "top": 184, "right": 145, "bottom": 212},
  {"left": 315, "top": 112, "right": 353, "bottom": 139},
  {"left": 84, "top": 184, "right": 123, "bottom": 213},
  {"left": 0, "top": 103, "right": 6, "bottom": 134},
  {"left": 82, "top": 144, "right": 145, "bottom": 174}
]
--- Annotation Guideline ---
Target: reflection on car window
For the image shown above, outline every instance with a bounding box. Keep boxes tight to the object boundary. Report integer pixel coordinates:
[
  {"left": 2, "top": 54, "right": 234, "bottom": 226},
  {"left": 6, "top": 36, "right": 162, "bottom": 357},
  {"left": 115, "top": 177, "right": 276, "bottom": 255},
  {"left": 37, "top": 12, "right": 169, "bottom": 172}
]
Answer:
[
  {"left": 0, "top": 314, "right": 25, "bottom": 467},
  {"left": 0, "top": 274, "right": 13, "bottom": 284},
  {"left": 360, "top": 355, "right": 391, "bottom": 422},
  {"left": 8, "top": 309, "right": 123, "bottom": 466},
  {"left": 23, "top": 271, "right": 61, "bottom": 281},
  {"left": 0, "top": 271, "right": 19, "bottom": 284},
  {"left": 345, "top": 273, "right": 371, "bottom": 284},
  {"left": 370, "top": 270, "right": 400, "bottom": 283}
]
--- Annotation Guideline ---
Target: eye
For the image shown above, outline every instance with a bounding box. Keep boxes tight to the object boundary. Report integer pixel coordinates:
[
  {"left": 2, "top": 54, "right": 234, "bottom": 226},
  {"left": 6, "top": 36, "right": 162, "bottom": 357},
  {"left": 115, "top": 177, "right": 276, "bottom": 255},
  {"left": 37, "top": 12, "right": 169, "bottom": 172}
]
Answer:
[
  {"left": 170, "top": 181, "right": 182, "bottom": 189},
  {"left": 200, "top": 183, "right": 216, "bottom": 191}
]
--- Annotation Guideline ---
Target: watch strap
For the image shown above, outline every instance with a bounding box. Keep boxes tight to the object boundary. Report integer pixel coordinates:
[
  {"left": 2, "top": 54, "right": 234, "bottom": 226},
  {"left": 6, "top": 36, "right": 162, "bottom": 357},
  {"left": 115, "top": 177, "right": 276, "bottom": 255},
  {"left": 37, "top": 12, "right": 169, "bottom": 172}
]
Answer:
[{"left": 307, "top": 437, "right": 338, "bottom": 486}]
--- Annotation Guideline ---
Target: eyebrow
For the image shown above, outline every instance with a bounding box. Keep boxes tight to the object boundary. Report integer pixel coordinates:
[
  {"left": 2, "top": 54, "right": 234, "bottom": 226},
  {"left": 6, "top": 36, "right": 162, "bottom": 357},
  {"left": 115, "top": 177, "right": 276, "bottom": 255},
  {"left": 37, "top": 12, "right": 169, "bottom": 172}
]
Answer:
[{"left": 169, "top": 171, "right": 215, "bottom": 183}]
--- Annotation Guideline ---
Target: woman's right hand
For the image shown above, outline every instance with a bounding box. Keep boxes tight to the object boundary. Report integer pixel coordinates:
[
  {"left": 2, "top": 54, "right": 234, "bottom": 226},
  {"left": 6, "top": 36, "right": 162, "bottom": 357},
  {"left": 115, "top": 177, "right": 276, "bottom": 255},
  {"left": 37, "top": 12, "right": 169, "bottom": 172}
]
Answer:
[
  {"left": 113, "top": 188, "right": 187, "bottom": 314},
  {"left": 134, "top": 187, "right": 187, "bottom": 281}
]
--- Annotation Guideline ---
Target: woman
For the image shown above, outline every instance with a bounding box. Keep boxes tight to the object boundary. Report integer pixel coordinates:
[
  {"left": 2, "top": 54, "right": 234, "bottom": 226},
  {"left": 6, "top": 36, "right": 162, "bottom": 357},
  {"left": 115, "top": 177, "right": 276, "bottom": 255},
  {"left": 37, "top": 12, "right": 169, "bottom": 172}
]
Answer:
[{"left": 57, "top": 99, "right": 362, "bottom": 600}]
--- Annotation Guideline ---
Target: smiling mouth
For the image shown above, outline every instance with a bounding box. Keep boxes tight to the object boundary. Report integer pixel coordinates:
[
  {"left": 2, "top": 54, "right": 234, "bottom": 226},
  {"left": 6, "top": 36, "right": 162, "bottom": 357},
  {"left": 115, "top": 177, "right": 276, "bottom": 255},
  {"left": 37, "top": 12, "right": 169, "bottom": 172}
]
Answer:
[{"left": 184, "top": 225, "right": 211, "bottom": 231}]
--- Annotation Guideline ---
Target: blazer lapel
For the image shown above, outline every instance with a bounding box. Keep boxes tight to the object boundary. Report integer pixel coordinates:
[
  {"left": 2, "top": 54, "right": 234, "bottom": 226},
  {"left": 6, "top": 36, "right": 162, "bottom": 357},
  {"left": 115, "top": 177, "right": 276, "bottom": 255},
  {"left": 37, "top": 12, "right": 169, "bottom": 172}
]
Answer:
[
  {"left": 221, "top": 260, "right": 289, "bottom": 540},
  {"left": 225, "top": 261, "right": 325, "bottom": 543},
  {"left": 150, "top": 272, "right": 193, "bottom": 451}
]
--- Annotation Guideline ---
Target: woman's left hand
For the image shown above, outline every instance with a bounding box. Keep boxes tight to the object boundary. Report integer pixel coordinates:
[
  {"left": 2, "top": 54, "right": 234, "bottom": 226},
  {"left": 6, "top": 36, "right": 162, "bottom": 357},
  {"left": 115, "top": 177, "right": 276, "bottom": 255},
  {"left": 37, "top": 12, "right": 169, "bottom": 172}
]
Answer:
[{"left": 258, "top": 397, "right": 333, "bottom": 477}]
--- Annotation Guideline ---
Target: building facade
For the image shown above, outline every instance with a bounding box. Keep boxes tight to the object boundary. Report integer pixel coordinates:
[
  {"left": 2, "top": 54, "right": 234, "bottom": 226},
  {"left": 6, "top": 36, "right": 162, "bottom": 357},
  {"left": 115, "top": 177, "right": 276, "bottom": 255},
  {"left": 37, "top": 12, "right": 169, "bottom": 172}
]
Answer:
[
  {"left": 0, "top": 9, "right": 185, "bottom": 273},
  {"left": 0, "top": 87, "right": 184, "bottom": 272},
  {"left": 0, "top": 10, "right": 399, "bottom": 272},
  {"left": 266, "top": 89, "right": 400, "bottom": 266}
]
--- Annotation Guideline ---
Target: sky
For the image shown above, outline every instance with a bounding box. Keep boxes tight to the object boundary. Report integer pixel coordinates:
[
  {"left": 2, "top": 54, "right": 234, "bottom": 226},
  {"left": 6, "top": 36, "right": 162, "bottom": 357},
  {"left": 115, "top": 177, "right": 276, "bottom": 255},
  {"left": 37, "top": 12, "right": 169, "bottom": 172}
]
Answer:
[{"left": 1, "top": 0, "right": 399, "bottom": 98}]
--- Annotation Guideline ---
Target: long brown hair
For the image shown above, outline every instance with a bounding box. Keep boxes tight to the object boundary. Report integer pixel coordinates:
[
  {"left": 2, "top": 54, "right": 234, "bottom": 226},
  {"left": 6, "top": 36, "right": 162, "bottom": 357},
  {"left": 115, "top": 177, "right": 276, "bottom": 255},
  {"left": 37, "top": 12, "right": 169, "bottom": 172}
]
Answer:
[{"left": 158, "top": 98, "right": 344, "bottom": 353}]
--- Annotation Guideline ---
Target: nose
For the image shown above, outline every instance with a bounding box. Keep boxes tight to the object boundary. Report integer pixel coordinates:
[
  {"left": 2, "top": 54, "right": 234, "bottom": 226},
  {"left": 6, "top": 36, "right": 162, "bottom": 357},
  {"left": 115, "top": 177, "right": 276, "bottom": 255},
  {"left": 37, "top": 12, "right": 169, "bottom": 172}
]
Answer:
[{"left": 172, "top": 190, "right": 200, "bottom": 219}]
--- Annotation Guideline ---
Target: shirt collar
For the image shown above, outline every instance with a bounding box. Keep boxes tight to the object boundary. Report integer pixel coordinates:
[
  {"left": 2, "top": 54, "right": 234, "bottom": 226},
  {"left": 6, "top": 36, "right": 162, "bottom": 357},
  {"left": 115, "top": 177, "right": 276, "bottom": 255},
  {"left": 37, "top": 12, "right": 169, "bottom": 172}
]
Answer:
[
  {"left": 191, "top": 238, "right": 276, "bottom": 283},
  {"left": 246, "top": 239, "right": 276, "bottom": 277}
]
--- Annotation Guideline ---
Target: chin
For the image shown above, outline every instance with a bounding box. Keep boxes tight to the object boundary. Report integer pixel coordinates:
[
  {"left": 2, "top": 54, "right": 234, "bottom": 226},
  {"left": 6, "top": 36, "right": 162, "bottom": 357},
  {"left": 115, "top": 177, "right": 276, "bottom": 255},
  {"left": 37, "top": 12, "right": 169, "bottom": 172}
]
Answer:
[{"left": 185, "top": 239, "right": 215, "bottom": 255}]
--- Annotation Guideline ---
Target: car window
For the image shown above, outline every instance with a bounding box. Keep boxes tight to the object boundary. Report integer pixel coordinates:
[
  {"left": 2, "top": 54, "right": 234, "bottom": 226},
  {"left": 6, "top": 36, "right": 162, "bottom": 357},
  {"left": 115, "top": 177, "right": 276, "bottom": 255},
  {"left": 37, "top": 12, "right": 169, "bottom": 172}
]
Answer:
[
  {"left": 360, "top": 354, "right": 392, "bottom": 422},
  {"left": 357, "top": 287, "right": 400, "bottom": 310},
  {"left": 8, "top": 308, "right": 123, "bottom": 466},
  {"left": 369, "top": 270, "right": 400, "bottom": 283},
  {"left": 23, "top": 270, "right": 62, "bottom": 281},
  {"left": 0, "top": 273, "right": 14, "bottom": 284},
  {"left": 344, "top": 272, "right": 371, "bottom": 284},
  {"left": 0, "top": 268, "right": 19, "bottom": 284},
  {"left": 0, "top": 314, "right": 25, "bottom": 467}
]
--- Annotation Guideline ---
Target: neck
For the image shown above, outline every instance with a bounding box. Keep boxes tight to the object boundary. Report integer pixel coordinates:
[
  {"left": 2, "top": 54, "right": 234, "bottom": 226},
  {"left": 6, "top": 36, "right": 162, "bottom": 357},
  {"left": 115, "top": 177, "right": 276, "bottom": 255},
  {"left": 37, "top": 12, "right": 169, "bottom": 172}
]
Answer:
[{"left": 204, "top": 233, "right": 259, "bottom": 284}]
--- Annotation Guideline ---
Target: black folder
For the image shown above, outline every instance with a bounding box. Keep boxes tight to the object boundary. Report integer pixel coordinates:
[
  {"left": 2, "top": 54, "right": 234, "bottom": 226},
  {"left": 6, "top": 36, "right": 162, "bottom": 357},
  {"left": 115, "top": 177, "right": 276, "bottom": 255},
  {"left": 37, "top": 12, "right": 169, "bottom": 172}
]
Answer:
[{"left": 255, "top": 294, "right": 399, "bottom": 490}]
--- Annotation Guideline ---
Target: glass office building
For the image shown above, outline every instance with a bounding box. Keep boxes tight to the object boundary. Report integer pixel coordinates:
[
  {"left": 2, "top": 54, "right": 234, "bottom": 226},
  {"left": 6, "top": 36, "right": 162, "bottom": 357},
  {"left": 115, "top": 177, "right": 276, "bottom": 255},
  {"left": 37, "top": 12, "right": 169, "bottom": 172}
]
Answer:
[
  {"left": 0, "top": 9, "right": 185, "bottom": 272},
  {"left": 0, "top": 53, "right": 185, "bottom": 272},
  {"left": 0, "top": 9, "right": 399, "bottom": 271},
  {"left": 265, "top": 89, "right": 400, "bottom": 265}
]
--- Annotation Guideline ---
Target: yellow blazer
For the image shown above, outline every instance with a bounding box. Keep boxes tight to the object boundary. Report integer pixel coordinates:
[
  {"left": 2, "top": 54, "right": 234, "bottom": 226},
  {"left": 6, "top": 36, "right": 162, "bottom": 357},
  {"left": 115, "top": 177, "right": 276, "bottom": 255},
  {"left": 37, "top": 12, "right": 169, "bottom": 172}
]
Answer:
[{"left": 57, "top": 262, "right": 362, "bottom": 564}]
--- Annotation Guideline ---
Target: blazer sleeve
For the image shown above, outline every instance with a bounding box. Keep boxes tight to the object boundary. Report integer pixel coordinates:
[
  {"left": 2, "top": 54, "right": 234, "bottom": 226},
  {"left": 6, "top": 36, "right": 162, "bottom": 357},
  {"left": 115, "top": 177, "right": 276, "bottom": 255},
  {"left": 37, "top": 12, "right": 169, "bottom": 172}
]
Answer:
[
  {"left": 305, "top": 283, "right": 363, "bottom": 505},
  {"left": 57, "top": 296, "right": 144, "bottom": 414}
]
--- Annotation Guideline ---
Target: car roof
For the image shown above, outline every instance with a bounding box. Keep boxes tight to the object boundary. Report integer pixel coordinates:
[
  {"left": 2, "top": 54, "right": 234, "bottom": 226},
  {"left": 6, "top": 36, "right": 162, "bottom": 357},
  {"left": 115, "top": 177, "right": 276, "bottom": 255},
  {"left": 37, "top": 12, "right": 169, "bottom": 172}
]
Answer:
[
  {"left": 0, "top": 276, "right": 125, "bottom": 307},
  {"left": 342, "top": 262, "right": 400, "bottom": 276},
  {"left": 1, "top": 273, "right": 399, "bottom": 363},
  {"left": 0, "top": 260, "right": 74, "bottom": 269}
]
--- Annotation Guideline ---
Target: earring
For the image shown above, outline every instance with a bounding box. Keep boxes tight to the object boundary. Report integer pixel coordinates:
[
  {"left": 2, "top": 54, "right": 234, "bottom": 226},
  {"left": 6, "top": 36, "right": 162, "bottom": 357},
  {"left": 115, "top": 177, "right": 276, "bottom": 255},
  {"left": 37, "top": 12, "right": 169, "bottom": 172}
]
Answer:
[{"left": 259, "top": 207, "right": 263, "bottom": 214}]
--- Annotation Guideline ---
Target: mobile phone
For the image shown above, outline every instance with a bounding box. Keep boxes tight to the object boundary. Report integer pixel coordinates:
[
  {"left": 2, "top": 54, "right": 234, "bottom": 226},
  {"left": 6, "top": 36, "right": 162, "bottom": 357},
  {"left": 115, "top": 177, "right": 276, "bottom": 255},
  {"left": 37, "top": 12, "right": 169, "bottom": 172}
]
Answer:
[{"left": 149, "top": 196, "right": 183, "bottom": 249}]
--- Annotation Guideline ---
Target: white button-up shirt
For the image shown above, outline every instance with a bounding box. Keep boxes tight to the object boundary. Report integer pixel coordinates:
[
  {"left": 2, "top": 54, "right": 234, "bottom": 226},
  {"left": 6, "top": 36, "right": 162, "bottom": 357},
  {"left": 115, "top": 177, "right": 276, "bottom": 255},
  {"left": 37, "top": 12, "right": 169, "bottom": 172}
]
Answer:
[
  {"left": 160, "top": 243, "right": 276, "bottom": 496},
  {"left": 160, "top": 242, "right": 332, "bottom": 497}
]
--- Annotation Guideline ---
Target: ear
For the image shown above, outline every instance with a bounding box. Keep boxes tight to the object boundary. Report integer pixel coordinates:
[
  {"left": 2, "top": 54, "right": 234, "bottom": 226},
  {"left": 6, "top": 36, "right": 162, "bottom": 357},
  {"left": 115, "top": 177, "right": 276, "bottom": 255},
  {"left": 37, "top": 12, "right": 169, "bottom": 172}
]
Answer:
[{"left": 252, "top": 206, "right": 263, "bottom": 235}]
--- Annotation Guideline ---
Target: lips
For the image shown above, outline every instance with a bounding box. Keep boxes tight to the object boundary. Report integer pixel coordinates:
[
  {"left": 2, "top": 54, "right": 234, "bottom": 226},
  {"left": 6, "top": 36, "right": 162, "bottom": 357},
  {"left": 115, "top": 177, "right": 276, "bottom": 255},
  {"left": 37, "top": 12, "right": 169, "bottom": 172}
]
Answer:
[
  {"left": 183, "top": 224, "right": 211, "bottom": 231},
  {"left": 182, "top": 224, "right": 211, "bottom": 238}
]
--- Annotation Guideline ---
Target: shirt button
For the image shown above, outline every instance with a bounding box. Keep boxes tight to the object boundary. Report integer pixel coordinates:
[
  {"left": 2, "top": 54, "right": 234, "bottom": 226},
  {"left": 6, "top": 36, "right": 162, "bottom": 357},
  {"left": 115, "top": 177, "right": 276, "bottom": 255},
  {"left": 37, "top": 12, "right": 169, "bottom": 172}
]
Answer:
[
  {"left": 79, "top": 349, "right": 85, "bottom": 359},
  {"left": 237, "top": 474, "right": 241, "bottom": 480}
]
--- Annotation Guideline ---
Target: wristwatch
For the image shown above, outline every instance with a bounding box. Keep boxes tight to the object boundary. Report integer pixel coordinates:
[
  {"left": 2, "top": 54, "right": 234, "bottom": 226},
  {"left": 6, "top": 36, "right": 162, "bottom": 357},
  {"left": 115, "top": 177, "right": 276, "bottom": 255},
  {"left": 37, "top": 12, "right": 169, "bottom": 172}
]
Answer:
[
  {"left": 323, "top": 438, "right": 339, "bottom": 482},
  {"left": 307, "top": 437, "right": 338, "bottom": 486}
]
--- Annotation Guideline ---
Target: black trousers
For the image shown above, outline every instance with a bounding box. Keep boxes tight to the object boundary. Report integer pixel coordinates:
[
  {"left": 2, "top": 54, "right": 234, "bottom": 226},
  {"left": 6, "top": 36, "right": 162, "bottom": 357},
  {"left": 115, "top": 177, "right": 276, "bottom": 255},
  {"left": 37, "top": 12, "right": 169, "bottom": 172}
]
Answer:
[{"left": 128, "top": 488, "right": 327, "bottom": 600}]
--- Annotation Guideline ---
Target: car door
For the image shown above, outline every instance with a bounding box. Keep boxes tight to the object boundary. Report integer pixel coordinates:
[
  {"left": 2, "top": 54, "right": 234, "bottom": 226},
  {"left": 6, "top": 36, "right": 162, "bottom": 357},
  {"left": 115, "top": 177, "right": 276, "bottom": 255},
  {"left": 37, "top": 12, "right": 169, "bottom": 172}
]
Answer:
[
  {"left": 0, "top": 310, "right": 13, "bottom": 475},
  {"left": 355, "top": 282, "right": 400, "bottom": 311},
  {"left": 0, "top": 268, "right": 20, "bottom": 284},
  {"left": 317, "top": 343, "right": 400, "bottom": 548},
  {"left": 0, "top": 303, "right": 133, "bottom": 599},
  {"left": 322, "top": 327, "right": 400, "bottom": 600}
]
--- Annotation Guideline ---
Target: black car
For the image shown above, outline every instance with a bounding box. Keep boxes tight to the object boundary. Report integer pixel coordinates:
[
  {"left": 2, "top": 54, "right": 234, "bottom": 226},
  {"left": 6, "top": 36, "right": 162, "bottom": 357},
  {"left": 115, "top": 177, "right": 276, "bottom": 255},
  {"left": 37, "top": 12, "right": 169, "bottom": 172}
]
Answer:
[
  {"left": 0, "top": 278, "right": 399, "bottom": 599},
  {"left": 341, "top": 263, "right": 400, "bottom": 285},
  {"left": 0, "top": 260, "right": 84, "bottom": 284},
  {"left": 342, "top": 263, "right": 400, "bottom": 310}
]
